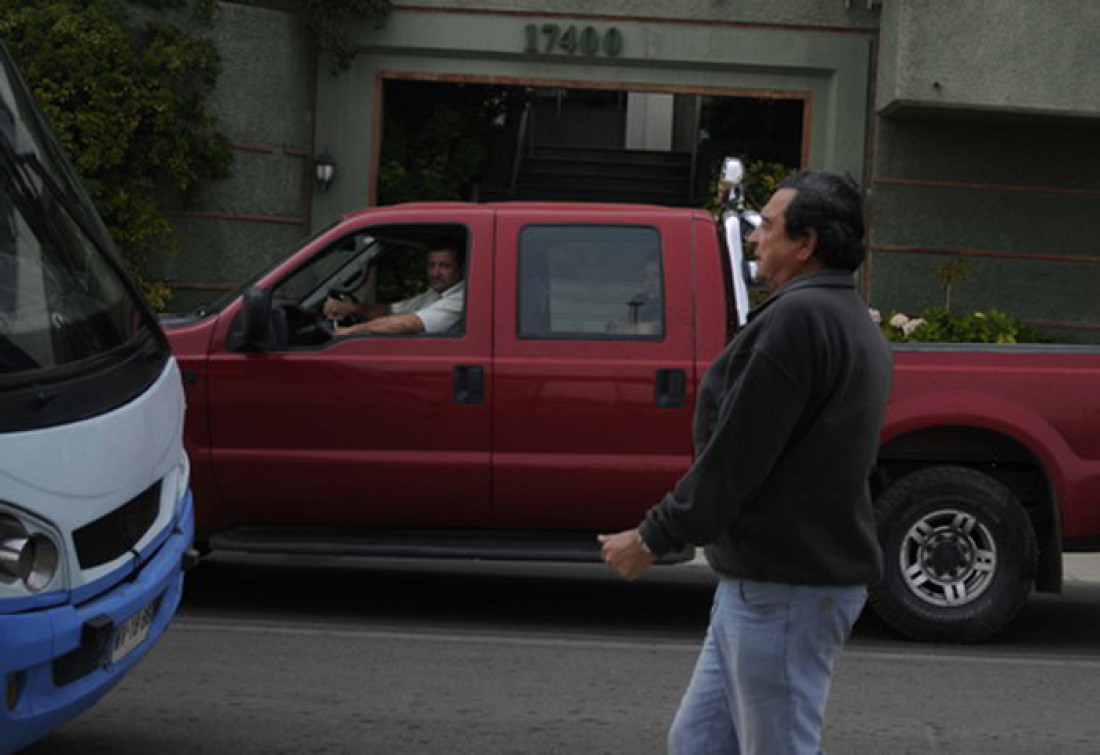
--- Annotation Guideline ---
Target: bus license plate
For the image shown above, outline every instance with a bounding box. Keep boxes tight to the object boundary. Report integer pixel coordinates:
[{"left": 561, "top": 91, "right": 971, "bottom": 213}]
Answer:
[{"left": 110, "top": 603, "right": 155, "bottom": 664}]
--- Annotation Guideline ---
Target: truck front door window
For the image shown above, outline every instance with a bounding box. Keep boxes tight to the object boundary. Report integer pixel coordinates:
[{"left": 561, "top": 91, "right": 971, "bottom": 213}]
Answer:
[{"left": 266, "top": 224, "right": 469, "bottom": 344}]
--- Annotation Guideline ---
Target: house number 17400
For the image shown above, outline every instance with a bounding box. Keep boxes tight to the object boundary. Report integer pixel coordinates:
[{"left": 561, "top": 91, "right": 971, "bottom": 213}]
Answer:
[{"left": 523, "top": 24, "right": 623, "bottom": 57}]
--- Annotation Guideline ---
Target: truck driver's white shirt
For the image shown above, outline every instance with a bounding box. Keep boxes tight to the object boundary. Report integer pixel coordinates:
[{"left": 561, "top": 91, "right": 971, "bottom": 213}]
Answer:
[{"left": 390, "top": 280, "right": 465, "bottom": 333}]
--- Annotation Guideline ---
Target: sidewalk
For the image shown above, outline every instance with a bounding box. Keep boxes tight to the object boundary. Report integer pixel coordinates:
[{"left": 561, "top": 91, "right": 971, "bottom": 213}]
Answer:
[{"left": 1063, "top": 553, "right": 1100, "bottom": 583}]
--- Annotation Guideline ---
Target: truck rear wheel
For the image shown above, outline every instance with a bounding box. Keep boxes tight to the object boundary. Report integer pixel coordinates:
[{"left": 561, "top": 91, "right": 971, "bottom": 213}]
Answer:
[{"left": 870, "top": 465, "right": 1037, "bottom": 642}]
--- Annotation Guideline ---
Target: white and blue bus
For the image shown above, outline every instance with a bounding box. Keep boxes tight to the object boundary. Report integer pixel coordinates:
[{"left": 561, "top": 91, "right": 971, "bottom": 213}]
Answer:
[{"left": 0, "top": 42, "right": 193, "bottom": 752}]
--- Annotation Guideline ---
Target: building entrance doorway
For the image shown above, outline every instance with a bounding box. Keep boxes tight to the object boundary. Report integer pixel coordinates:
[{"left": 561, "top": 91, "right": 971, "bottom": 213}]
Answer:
[{"left": 377, "top": 76, "right": 806, "bottom": 208}]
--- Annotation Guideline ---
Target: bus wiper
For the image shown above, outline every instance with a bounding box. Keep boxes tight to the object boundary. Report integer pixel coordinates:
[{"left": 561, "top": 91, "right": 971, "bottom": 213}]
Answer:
[
  {"left": 0, "top": 135, "right": 62, "bottom": 247},
  {"left": 0, "top": 134, "right": 106, "bottom": 265}
]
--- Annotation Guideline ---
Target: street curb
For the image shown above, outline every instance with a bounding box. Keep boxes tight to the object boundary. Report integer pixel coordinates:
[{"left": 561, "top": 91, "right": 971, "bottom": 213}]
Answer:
[
  {"left": 1063, "top": 554, "right": 1100, "bottom": 584},
  {"left": 687, "top": 551, "right": 1100, "bottom": 584}
]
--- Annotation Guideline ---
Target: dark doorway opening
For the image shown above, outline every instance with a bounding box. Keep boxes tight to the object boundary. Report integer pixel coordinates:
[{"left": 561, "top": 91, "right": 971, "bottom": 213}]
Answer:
[{"left": 377, "top": 78, "right": 805, "bottom": 208}]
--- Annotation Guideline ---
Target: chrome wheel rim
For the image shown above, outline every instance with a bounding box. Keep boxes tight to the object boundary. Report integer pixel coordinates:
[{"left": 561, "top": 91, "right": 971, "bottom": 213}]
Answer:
[{"left": 900, "top": 508, "right": 997, "bottom": 607}]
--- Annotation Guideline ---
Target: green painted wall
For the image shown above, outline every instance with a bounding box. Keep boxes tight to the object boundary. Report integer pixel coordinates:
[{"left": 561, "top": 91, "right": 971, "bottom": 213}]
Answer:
[
  {"left": 877, "top": 0, "right": 1100, "bottom": 119},
  {"left": 151, "top": 1, "right": 313, "bottom": 313},
  {"left": 312, "top": 6, "right": 874, "bottom": 224},
  {"left": 395, "top": 0, "right": 880, "bottom": 28},
  {"left": 869, "top": 0, "right": 1100, "bottom": 342},
  {"left": 867, "top": 118, "right": 1100, "bottom": 342},
  {"left": 157, "top": 1, "right": 1099, "bottom": 342}
]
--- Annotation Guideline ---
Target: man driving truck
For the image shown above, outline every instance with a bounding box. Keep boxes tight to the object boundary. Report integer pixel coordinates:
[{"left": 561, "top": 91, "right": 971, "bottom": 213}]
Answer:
[{"left": 324, "top": 246, "right": 465, "bottom": 335}]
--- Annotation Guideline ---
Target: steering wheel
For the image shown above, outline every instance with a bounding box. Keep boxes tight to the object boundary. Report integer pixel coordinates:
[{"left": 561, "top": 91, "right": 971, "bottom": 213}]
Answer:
[{"left": 275, "top": 303, "right": 340, "bottom": 345}]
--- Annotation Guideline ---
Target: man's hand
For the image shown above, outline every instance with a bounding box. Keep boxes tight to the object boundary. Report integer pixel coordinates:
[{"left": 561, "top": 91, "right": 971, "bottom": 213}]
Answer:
[
  {"left": 323, "top": 297, "right": 358, "bottom": 320},
  {"left": 333, "top": 312, "right": 425, "bottom": 337},
  {"left": 598, "top": 528, "right": 655, "bottom": 581}
]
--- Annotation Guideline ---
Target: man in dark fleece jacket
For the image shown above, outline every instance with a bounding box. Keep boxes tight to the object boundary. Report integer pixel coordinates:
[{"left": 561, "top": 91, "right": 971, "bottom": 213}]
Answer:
[{"left": 600, "top": 171, "right": 892, "bottom": 755}]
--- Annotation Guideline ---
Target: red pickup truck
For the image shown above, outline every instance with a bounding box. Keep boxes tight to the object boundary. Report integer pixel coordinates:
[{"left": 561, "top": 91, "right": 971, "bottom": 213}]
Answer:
[{"left": 164, "top": 193, "right": 1100, "bottom": 642}]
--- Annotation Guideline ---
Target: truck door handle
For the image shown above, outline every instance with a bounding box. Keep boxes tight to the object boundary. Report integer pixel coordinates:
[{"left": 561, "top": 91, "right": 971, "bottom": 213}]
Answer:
[
  {"left": 453, "top": 365, "right": 484, "bottom": 405},
  {"left": 655, "top": 369, "right": 686, "bottom": 409}
]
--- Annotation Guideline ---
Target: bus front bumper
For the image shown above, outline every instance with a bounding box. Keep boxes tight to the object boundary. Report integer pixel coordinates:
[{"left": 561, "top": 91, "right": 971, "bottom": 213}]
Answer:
[{"left": 0, "top": 492, "right": 194, "bottom": 754}]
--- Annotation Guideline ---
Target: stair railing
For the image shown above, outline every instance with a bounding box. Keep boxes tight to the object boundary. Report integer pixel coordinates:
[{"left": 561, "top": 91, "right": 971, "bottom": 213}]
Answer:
[
  {"left": 509, "top": 103, "right": 533, "bottom": 197},
  {"left": 688, "top": 96, "right": 702, "bottom": 204}
]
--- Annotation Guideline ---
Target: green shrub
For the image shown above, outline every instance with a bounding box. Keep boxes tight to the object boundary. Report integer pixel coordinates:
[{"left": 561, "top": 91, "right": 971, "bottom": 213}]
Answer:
[
  {"left": 0, "top": 0, "right": 231, "bottom": 309},
  {"left": 377, "top": 82, "right": 530, "bottom": 206},
  {"left": 879, "top": 307, "right": 1043, "bottom": 344},
  {"left": 705, "top": 158, "right": 792, "bottom": 216}
]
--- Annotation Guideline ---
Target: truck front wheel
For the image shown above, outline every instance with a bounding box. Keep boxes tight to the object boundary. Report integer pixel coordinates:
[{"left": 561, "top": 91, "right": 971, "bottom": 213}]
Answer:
[{"left": 870, "top": 465, "right": 1037, "bottom": 642}]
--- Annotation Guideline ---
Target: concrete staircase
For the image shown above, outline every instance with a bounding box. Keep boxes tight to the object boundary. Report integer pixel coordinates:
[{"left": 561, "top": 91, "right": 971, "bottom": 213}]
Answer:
[{"left": 508, "top": 145, "right": 695, "bottom": 206}]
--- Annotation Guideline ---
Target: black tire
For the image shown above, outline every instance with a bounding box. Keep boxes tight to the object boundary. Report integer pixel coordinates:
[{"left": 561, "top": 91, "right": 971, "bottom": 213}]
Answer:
[{"left": 869, "top": 465, "right": 1037, "bottom": 642}]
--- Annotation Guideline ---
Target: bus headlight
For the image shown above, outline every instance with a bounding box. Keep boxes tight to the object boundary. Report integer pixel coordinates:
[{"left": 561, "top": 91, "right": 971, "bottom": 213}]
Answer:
[
  {"left": 0, "top": 514, "right": 61, "bottom": 593},
  {"left": 171, "top": 454, "right": 191, "bottom": 518}
]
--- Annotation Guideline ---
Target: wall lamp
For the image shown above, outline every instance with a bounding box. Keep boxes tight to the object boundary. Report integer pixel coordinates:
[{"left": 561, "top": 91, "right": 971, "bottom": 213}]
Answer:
[{"left": 314, "top": 151, "right": 336, "bottom": 192}]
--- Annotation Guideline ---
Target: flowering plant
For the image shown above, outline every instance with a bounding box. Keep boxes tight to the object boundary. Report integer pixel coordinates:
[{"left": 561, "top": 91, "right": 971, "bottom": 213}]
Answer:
[{"left": 873, "top": 307, "right": 1042, "bottom": 344}]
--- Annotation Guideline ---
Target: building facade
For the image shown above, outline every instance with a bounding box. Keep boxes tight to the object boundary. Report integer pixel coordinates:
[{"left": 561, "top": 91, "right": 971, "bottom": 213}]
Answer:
[{"left": 159, "top": 0, "right": 1100, "bottom": 342}]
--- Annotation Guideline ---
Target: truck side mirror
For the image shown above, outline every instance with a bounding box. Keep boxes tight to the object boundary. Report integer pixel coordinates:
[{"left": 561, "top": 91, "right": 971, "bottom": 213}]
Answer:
[
  {"left": 716, "top": 157, "right": 746, "bottom": 208},
  {"left": 238, "top": 286, "right": 275, "bottom": 353},
  {"left": 740, "top": 212, "right": 761, "bottom": 284}
]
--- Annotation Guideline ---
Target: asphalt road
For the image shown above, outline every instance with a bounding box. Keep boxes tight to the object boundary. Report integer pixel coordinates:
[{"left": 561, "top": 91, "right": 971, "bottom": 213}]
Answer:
[{"left": 26, "top": 554, "right": 1100, "bottom": 754}]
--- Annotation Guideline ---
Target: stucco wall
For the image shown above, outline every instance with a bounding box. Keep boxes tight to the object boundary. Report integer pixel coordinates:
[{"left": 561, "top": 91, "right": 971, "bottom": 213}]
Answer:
[
  {"left": 154, "top": 1, "right": 1099, "bottom": 341},
  {"left": 153, "top": 1, "right": 313, "bottom": 313},
  {"left": 393, "top": 0, "right": 881, "bottom": 28},
  {"left": 868, "top": 0, "right": 1100, "bottom": 341},
  {"left": 867, "top": 118, "right": 1100, "bottom": 342},
  {"left": 311, "top": 5, "right": 875, "bottom": 224},
  {"left": 877, "top": 0, "right": 1100, "bottom": 119}
]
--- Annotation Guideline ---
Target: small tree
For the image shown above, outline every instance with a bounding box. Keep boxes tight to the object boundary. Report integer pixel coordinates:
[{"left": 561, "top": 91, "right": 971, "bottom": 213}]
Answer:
[
  {"left": 0, "top": 0, "right": 231, "bottom": 309},
  {"left": 931, "top": 258, "right": 971, "bottom": 312}
]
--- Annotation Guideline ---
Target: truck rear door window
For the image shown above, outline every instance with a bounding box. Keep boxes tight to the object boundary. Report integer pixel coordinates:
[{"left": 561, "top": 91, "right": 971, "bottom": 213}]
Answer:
[{"left": 517, "top": 225, "right": 663, "bottom": 339}]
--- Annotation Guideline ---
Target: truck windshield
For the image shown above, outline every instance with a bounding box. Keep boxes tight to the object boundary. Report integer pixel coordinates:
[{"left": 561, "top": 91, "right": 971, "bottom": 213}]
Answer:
[{"left": 0, "top": 44, "right": 166, "bottom": 428}]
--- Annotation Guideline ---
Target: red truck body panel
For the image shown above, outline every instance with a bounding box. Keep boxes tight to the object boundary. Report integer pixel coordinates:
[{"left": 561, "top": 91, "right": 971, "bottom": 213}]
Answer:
[
  {"left": 886, "top": 347, "right": 1100, "bottom": 540},
  {"left": 202, "top": 207, "right": 495, "bottom": 529},
  {"left": 490, "top": 207, "right": 699, "bottom": 530}
]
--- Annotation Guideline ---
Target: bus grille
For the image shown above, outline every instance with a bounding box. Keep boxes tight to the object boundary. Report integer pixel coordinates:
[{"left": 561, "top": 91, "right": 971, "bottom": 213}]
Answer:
[{"left": 73, "top": 481, "right": 161, "bottom": 569}]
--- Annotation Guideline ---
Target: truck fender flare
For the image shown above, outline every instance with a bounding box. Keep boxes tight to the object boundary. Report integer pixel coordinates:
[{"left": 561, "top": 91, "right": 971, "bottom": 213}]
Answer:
[{"left": 881, "top": 390, "right": 1072, "bottom": 500}]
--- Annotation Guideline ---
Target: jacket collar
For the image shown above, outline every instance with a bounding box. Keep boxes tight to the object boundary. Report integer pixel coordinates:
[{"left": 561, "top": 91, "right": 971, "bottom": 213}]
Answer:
[{"left": 747, "top": 269, "right": 854, "bottom": 323}]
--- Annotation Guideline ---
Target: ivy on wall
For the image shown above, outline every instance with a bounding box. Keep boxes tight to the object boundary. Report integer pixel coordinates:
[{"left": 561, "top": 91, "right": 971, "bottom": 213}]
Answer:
[
  {"left": 0, "top": 0, "right": 231, "bottom": 309},
  {"left": 303, "top": 0, "right": 391, "bottom": 70},
  {"left": 130, "top": 0, "right": 216, "bottom": 23},
  {"left": 377, "top": 102, "right": 488, "bottom": 206}
]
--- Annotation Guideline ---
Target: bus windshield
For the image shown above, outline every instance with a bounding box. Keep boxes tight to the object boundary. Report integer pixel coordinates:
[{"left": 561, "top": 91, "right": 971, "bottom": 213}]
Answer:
[{"left": 0, "top": 48, "right": 157, "bottom": 382}]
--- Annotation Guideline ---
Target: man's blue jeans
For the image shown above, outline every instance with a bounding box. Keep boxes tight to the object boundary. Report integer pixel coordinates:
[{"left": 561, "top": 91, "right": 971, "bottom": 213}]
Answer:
[{"left": 669, "top": 578, "right": 866, "bottom": 755}]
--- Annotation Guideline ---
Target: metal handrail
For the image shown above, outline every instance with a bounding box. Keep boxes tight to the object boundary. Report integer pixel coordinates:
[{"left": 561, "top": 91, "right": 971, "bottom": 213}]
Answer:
[{"left": 509, "top": 103, "right": 532, "bottom": 196}]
